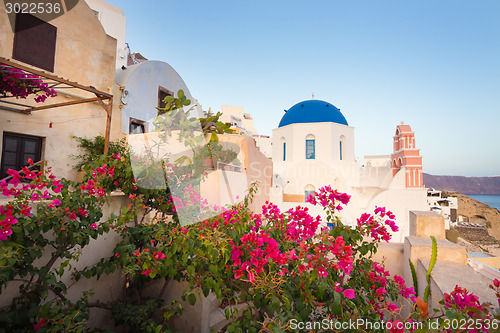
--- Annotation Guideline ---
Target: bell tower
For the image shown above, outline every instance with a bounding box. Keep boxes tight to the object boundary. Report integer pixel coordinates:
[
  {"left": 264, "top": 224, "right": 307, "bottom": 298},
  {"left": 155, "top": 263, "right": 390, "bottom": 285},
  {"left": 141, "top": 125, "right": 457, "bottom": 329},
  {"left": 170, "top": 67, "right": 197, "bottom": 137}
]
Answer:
[{"left": 390, "top": 122, "right": 423, "bottom": 188}]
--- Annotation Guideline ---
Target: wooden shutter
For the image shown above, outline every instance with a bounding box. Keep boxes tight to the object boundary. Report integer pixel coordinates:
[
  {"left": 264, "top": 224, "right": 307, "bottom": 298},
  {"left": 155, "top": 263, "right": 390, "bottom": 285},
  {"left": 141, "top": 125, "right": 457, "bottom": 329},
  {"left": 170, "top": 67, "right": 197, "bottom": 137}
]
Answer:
[{"left": 13, "top": 14, "right": 57, "bottom": 72}]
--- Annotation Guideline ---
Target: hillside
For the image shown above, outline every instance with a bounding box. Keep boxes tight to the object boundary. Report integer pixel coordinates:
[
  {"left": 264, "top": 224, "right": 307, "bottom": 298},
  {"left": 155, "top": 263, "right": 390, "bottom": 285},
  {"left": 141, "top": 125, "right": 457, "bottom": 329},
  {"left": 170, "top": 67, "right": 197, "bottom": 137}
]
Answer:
[
  {"left": 423, "top": 174, "right": 500, "bottom": 194},
  {"left": 456, "top": 194, "right": 500, "bottom": 244}
]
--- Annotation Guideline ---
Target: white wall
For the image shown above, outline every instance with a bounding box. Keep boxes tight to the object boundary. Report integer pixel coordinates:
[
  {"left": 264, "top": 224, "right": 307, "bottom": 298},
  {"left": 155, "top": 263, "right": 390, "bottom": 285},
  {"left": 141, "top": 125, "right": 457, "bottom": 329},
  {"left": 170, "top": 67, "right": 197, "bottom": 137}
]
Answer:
[
  {"left": 253, "top": 136, "right": 272, "bottom": 158},
  {"left": 116, "top": 61, "right": 201, "bottom": 135},
  {"left": 85, "top": 0, "right": 127, "bottom": 69},
  {"left": 272, "top": 122, "right": 355, "bottom": 166}
]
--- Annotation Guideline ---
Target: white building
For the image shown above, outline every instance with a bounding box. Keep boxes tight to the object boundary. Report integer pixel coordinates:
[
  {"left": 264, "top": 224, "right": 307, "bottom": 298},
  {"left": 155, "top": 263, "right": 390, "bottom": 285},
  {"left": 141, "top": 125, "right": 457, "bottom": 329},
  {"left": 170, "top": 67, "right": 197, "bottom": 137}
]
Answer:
[
  {"left": 219, "top": 105, "right": 257, "bottom": 136},
  {"left": 84, "top": 0, "right": 128, "bottom": 69},
  {"left": 427, "top": 188, "right": 458, "bottom": 229},
  {"left": 217, "top": 106, "right": 272, "bottom": 158},
  {"left": 269, "top": 99, "right": 428, "bottom": 242}
]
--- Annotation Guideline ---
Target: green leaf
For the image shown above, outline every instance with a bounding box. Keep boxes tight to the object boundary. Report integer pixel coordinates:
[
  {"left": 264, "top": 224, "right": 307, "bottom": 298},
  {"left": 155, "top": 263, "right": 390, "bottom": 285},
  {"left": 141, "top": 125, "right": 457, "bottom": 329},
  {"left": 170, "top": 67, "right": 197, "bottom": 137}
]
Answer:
[
  {"left": 408, "top": 259, "right": 418, "bottom": 297},
  {"left": 445, "top": 310, "right": 458, "bottom": 319},
  {"left": 202, "top": 284, "right": 210, "bottom": 297},
  {"left": 188, "top": 293, "right": 196, "bottom": 306},
  {"left": 208, "top": 264, "right": 218, "bottom": 275},
  {"left": 318, "top": 280, "right": 327, "bottom": 298},
  {"left": 424, "top": 236, "right": 438, "bottom": 303},
  {"left": 177, "top": 90, "right": 185, "bottom": 99},
  {"left": 186, "top": 265, "right": 195, "bottom": 275},
  {"left": 283, "top": 296, "right": 291, "bottom": 311}
]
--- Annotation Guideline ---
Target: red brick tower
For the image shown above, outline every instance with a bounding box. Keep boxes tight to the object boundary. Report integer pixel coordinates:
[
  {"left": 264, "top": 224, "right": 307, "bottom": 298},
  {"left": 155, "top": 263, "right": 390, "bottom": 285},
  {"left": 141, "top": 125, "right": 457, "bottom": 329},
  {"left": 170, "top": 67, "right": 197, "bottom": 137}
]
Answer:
[{"left": 390, "top": 122, "right": 423, "bottom": 188}]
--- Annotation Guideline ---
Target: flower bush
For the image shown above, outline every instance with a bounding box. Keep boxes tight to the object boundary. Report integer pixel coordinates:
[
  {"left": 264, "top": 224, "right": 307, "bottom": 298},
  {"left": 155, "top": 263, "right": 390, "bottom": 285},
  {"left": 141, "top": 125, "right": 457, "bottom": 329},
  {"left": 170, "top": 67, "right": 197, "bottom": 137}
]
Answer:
[
  {"left": 0, "top": 65, "right": 57, "bottom": 103},
  {"left": 0, "top": 160, "right": 113, "bottom": 332}
]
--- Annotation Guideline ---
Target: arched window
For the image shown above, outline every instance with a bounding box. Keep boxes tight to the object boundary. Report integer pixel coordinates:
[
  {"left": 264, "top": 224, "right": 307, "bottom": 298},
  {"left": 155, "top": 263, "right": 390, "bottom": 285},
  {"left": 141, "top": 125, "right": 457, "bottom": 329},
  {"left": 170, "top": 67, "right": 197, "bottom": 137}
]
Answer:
[
  {"left": 280, "top": 137, "right": 286, "bottom": 161},
  {"left": 305, "top": 134, "right": 315, "bottom": 159},
  {"left": 339, "top": 135, "right": 345, "bottom": 160},
  {"left": 304, "top": 184, "right": 316, "bottom": 202}
]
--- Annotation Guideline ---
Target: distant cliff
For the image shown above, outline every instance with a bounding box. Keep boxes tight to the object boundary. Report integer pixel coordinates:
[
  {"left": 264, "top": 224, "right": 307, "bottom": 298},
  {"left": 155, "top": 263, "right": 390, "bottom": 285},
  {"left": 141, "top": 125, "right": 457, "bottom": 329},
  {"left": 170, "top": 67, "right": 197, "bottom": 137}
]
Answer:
[
  {"left": 456, "top": 194, "right": 500, "bottom": 243},
  {"left": 423, "top": 173, "right": 500, "bottom": 195}
]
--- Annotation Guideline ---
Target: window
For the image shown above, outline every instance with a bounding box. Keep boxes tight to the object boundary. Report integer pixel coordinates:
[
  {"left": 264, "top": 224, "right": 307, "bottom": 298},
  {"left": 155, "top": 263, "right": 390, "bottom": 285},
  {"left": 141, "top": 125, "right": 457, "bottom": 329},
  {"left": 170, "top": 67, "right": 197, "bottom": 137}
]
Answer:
[
  {"left": 339, "top": 135, "right": 345, "bottom": 161},
  {"left": 158, "top": 87, "right": 174, "bottom": 111},
  {"left": 1, "top": 133, "right": 43, "bottom": 179},
  {"left": 305, "top": 139, "right": 315, "bottom": 159},
  {"left": 91, "top": 9, "right": 100, "bottom": 20},
  {"left": 13, "top": 14, "right": 57, "bottom": 72},
  {"left": 304, "top": 184, "right": 315, "bottom": 202},
  {"left": 129, "top": 118, "right": 147, "bottom": 134},
  {"left": 279, "top": 137, "right": 286, "bottom": 161}
]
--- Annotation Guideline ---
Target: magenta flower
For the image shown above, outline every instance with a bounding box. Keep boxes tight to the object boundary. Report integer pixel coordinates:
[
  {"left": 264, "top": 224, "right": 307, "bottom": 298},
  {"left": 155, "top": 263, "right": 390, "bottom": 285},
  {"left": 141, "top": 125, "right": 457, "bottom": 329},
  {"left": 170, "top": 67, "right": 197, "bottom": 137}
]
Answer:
[
  {"left": 90, "top": 223, "right": 97, "bottom": 230},
  {"left": 48, "top": 199, "right": 61, "bottom": 208},
  {"left": 387, "top": 302, "right": 399, "bottom": 312},
  {"left": 343, "top": 289, "right": 355, "bottom": 299}
]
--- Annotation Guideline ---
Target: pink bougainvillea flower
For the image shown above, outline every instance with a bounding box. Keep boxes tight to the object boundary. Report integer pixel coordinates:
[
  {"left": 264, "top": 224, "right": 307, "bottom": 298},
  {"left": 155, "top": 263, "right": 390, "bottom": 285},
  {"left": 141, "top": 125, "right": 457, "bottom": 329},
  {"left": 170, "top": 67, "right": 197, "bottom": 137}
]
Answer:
[
  {"left": 48, "top": 199, "right": 61, "bottom": 208},
  {"left": 376, "top": 287, "right": 387, "bottom": 296},
  {"left": 142, "top": 269, "right": 152, "bottom": 276},
  {"left": 0, "top": 227, "right": 13, "bottom": 240},
  {"left": 387, "top": 302, "right": 399, "bottom": 312},
  {"left": 317, "top": 267, "right": 328, "bottom": 278},
  {"left": 34, "top": 317, "right": 46, "bottom": 330},
  {"left": 388, "top": 320, "right": 404, "bottom": 333},
  {"left": 90, "top": 223, "right": 97, "bottom": 230},
  {"left": 153, "top": 251, "right": 167, "bottom": 260},
  {"left": 343, "top": 289, "right": 355, "bottom": 299}
]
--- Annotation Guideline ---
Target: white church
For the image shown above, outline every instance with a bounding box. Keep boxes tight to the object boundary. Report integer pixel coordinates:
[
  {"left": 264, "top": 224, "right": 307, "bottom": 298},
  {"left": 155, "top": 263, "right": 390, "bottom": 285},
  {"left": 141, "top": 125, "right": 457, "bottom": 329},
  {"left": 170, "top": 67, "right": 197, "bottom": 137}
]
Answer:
[{"left": 268, "top": 99, "right": 428, "bottom": 242}]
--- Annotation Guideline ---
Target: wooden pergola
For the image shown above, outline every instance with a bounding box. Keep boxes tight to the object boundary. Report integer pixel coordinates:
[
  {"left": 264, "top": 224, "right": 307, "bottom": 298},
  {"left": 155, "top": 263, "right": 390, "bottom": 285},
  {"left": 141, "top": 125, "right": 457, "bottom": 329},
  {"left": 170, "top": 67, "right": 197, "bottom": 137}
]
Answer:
[{"left": 0, "top": 57, "right": 113, "bottom": 153}]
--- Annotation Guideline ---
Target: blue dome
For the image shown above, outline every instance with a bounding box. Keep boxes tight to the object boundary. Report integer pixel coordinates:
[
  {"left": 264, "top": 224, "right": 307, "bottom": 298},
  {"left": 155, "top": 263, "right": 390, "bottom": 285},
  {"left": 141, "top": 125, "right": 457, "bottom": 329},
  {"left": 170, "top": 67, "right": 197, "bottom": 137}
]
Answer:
[{"left": 278, "top": 100, "right": 348, "bottom": 128}]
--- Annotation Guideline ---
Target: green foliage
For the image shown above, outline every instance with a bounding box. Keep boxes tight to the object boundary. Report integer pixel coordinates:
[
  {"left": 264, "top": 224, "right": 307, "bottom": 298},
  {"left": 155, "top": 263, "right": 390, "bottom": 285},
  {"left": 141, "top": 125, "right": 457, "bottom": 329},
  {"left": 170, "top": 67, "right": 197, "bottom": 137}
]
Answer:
[
  {"left": 198, "top": 111, "right": 233, "bottom": 142},
  {"left": 409, "top": 259, "right": 418, "bottom": 297},
  {"left": 424, "top": 236, "right": 438, "bottom": 303},
  {"left": 0, "top": 165, "right": 113, "bottom": 332},
  {"left": 195, "top": 141, "right": 240, "bottom": 166},
  {"left": 72, "top": 135, "right": 128, "bottom": 170}
]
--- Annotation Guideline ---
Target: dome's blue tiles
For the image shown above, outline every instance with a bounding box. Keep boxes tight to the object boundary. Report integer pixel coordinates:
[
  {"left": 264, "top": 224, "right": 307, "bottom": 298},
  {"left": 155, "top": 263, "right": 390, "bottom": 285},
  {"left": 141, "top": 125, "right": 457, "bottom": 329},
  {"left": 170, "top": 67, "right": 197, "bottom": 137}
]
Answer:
[{"left": 278, "top": 100, "right": 348, "bottom": 127}]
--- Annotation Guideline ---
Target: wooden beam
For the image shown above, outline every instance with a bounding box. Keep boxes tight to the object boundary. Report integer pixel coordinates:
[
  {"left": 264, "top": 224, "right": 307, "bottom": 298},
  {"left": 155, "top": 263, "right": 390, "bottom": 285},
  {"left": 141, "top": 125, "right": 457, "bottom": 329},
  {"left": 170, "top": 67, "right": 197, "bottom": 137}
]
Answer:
[
  {"left": 103, "top": 99, "right": 113, "bottom": 155},
  {"left": 0, "top": 99, "right": 32, "bottom": 108},
  {"left": 0, "top": 57, "right": 112, "bottom": 99},
  {"left": 26, "top": 96, "right": 109, "bottom": 112},
  {"left": 1, "top": 56, "right": 114, "bottom": 153}
]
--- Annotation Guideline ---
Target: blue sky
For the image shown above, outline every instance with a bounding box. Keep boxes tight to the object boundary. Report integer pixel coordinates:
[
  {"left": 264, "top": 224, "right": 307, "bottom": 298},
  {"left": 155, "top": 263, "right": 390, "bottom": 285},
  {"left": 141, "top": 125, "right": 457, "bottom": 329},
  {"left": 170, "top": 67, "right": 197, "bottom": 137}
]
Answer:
[{"left": 104, "top": 0, "right": 500, "bottom": 177}]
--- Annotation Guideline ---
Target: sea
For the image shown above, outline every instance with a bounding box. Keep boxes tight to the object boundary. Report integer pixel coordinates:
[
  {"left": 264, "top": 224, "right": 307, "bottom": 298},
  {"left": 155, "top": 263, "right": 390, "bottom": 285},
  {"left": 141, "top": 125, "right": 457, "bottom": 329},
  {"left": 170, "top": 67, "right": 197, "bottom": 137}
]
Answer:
[{"left": 467, "top": 194, "right": 500, "bottom": 211}]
